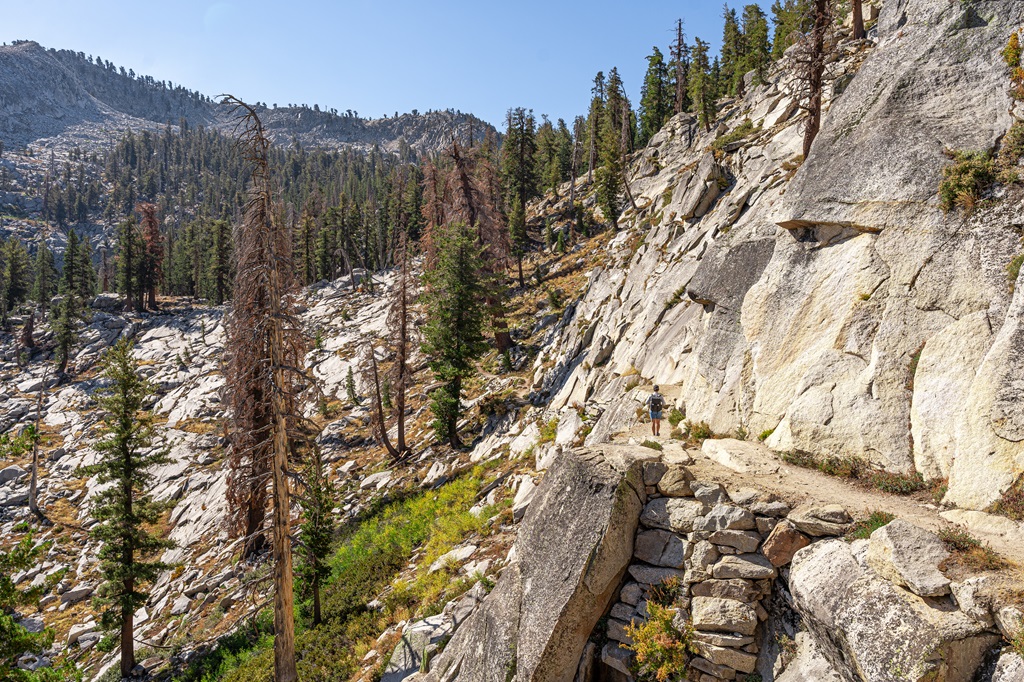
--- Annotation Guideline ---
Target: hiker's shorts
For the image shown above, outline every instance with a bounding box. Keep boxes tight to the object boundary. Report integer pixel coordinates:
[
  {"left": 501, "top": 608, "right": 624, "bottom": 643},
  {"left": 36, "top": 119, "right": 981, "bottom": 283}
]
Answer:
[{"left": 650, "top": 411, "right": 663, "bottom": 420}]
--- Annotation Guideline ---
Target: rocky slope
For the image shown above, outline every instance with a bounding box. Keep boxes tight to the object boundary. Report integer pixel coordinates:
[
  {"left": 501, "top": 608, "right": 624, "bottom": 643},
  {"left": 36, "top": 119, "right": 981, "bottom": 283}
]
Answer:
[
  {"left": 533, "top": 0, "right": 1024, "bottom": 513},
  {"left": 0, "top": 41, "right": 494, "bottom": 155},
  {"left": 3, "top": 0, "right": 1024, "bottom": 680}
]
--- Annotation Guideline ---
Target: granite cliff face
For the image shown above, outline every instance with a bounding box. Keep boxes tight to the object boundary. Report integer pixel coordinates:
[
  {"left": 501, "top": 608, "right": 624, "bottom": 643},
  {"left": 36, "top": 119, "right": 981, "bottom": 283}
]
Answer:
[
  {"left": 534, "top": 0, "right": 1024, "bottom": 512},
  {"left": 0, "top": 41, "right": 494, "bottom": 155}
]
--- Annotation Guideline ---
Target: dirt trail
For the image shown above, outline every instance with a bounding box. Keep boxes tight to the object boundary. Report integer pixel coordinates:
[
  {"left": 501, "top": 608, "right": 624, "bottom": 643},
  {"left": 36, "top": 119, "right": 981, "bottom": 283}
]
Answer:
[{"left": 606, "top": 417, "right": 1024, "bottom": 575}]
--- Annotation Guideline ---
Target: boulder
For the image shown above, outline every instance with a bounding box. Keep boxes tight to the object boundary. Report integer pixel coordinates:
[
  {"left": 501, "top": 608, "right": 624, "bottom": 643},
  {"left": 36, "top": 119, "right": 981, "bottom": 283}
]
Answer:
[
  {"left": 512, "top": 476, "right": 539, "bottom": 522},
  {"left": 787, "top": 505, "right": 850, "bottom": 536},
  {"left": 0, "top": 465, "right": 26, "bottom": 484},
  {"left": 633, "top": 529, "right": 690, "bottom": 568},
  {"left": 656, "top": 466, "right": 694, "bottom": 497},
  {"left": 67, "top": 621, "right": 97, "bottom": 646},
  {"left": 761, "top": 519, "right": 810, "bottom": 567},
  {"left": 790, "top": 540, "right": 998, "bottom": 682},
  {"left": 701, "top": 438, "right": 780, "bottom": 475},
  {"left": 693, "top": 504, "right": 756, "bottom": 532},
  {"left": 775, "top": 632, "right": 845, "bottom": 682},
  {"left": 708, "top": 529, "right": 761, "bottom": 553},
  {"left": 382, "top": 615, "right": 452, "bottom": 682},
  {"left": 711, "top": 553, "right": 777, "bottom": 580},
  {"left": 993, "top": 651, "right": 1024, "bottom": 682},
  {"left": 421, "top": 449, "right": 644, "bottom": 682},
  {"left": 691, "top": 597, "right": 758, "bottom": 636},
  {"left": 640, "top": 497, "right": 708, "bottom": 532},
  {"left": 865, "top": 520, "right": 950, "bottom": 597}
]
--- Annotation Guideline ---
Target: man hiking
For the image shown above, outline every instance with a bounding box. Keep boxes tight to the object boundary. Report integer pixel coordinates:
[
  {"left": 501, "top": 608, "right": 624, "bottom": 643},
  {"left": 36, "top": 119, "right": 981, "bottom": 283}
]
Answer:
[{"left": 647, "top": 385, "right": 665, "bottom": 437}]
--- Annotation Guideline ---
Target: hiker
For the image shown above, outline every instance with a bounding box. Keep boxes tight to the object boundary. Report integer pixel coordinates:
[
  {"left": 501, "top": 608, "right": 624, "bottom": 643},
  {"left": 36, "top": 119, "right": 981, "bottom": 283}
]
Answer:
[{"left": 647, "top": 385, "right": 665, "bottom": 437}]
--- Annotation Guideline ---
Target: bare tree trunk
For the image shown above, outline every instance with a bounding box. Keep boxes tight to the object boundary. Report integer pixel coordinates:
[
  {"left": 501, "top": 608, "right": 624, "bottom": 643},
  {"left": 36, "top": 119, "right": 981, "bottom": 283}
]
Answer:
[
  {"left": 28, "top": 371, "right": 45, "bottom": 521},
  {"left": 852, "top": 0, "right": 865, "bottom": 40},
  {"left": 621, "top": 102, "right": 639, "bottom": 213},
  {"left": 21, "top": 312, "right": 34, "bottom": 350},
  {"left": 802, "top": 0, "right": 830, "bottom": 159},
  {"left": 368, "top": 348, "right": 401, "bottom": 461}
]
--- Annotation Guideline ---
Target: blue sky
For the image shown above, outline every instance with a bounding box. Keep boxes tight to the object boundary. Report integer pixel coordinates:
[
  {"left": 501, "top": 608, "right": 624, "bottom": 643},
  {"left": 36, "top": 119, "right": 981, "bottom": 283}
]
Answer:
[{"left": 0, "top": 0, "right": 773, "bottom": 127}]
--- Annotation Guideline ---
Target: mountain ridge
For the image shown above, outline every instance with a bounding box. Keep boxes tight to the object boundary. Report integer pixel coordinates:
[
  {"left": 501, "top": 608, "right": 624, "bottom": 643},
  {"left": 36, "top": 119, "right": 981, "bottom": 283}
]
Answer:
[{"left": 0, "top": 40, "right": 496, "bottom": 155}]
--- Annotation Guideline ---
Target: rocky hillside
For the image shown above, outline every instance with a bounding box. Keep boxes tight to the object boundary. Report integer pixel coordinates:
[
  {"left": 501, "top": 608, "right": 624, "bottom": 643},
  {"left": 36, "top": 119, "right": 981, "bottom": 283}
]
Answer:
[
  {"left": 2, "top": 0, "right": 1024, "bottom": 680},
  {"left": 0, "top": 41, "right": 494, "bottom": 155}
]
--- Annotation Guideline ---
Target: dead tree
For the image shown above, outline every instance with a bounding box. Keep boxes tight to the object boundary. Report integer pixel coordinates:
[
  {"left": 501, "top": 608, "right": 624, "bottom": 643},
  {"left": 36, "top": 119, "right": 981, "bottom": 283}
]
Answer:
[
  {"left": 852, "top": 0, "right": 866, "bottom": 41},
  {"left": 672, "top": 19, "right": 689, "bottom": 114},
  {"left": 221, "top": 96, "right": 307, "bottom": 682},
  {"left": 387, "top": 235, "right": 414, "bottom": 456},
  {"left": 620, "top": 100, "right": 639, "bottom": 213},
  {"left": 362, "top": 345, "right": 401, "bottom": 461},
  {"left": 794, "top": 0, "right": 835, "bottom": 159}
]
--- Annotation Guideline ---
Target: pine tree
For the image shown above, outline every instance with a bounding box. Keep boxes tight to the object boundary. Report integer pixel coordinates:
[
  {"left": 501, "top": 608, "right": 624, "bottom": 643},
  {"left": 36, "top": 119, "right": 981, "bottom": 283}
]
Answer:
[
  {"left": 689, "top": 38, "right": 717, "bottom": 132},
  {"left": 638, "top": 47, "right": 672, "bottom": 147},
  {"left": 386, "top": 236, "right": 414, "bottom": 456},
  {"left": 295, "top": 445, "right": 334, "bottom": 627},
  {"left": 421, "top": 221, "right": 488, "bottom": 448},
  {"left": 0, "top": 237, "right": 31, "bottom": 324},
  {"left": 116, "top": 217, "right": 143, "bottom": 312},
  {"left": 53, "top": 231, "right": 89, "bottom": 380},
  {"left": 794, "top": 0, "right": 833, "bottom": 158},
  {"left": 209, "top": 219, "right": 232, "bottom": 305},
  {"left": 721, "top": 5, "right": 746, "bottom": 96},
  {"left": 0, "top": 533, "right": 74, "bottom": 681},
  {"left": 501, "top": 108, "right": 537, "bottom": 287},
  {"left": 852, "top": 0, "right": 865, "bottom": 40},
  {"left": 80, "top": 339, "right": 173, "bottom": 679},
  {"left": 741, "top": 4, "right": 772, "bottom": 86},
  {"left": 595, "top": 68, "right": 628, "bottom": 227},
  {"left": 586, "top": 72, "right": 606, "bottom": 182},
  {"left": 32, "top": 242, "right": 57, "bottom": 316},
  {"left": 771, "top": 0, "right": 812, "bottom": 58}
]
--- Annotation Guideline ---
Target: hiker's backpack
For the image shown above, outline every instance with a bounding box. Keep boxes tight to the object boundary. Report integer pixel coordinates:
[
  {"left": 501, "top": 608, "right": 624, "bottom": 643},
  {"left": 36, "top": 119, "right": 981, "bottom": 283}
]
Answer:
[{"left": 650, "top": 394, "right": 664, "bottom": 412}]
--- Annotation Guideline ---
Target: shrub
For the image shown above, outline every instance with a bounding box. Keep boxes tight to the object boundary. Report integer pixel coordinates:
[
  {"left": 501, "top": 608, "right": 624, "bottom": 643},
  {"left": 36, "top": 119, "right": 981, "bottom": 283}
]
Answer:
[
  {"left": 869, "top": 471, "right": 928, "bottom": 495},
  {"left": 667, "top": 408, "right": 685, "bottom": 427},
  {"left": 734, "top": 425, "right": 748, "bottom": 441},
  {"left": 938, "top": 150, "right": 995, "bottom": 213},
  {"left": 758, "top": 428, "right": 774, "bottom": 442},
  {"left": 641, "top": 439, "right": 663, "bottom": 451},
  {"left": 992, "top": 476, "right": 1024, "bottom": 521},
  {"left": 846, "top": 511, "right": 896, "bottom": 540},
  {"left": 685, "top": 420, "right": 713, "bottom": 441},
  {"left": 538, "top": 418, "right": 559, "bottom": 444},
  {"left": 670, "top": 428, "right": 684, "bottom": 440},
  {"left": 1008, "top": 251, "right": 1024, "bottom": 292},
  {"left": 626, "top": 604, "right": 696, "bottom": 682},
  {"left": 938, "top": 527, "right": 1006, "bottom": 571},
  {"left": 663, "top": 287, "right": 687, "bottom": 310},
  {"left": 712, "top": 119, "right": 761, "bottom": 151}
]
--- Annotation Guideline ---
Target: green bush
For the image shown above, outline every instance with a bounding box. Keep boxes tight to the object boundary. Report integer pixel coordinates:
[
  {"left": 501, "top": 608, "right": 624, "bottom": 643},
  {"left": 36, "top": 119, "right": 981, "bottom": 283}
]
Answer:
[
  {"left": 992, "top": 476, "right": 1024, "bottom": 521},
  {"left": 667, "top": 408, "right": 685, "bottom": 427},
  {"left": 758, "top": 428, "right": 774, "bottom": 442},
  {"left": 1007, "top": 252, "right": 1023, "bottom": 292},
  {"left": 538, "top": 418, "right": 559, "bottom": 444},
  {"left": 938, "top": 150, "right": 995, "bottom": 213},
  {"left": 640, "top": 439, "right": 663, "bottom": 451},
  {"left": 846, "top": 511, "right": 895, "bottom": 540},
  {"left": 869, "top": 471, "right": 928, "bottom": 494},
  {"left": 626, "top": 603, "right": 696, "bottom": 682},
  {"left": 712, "top": 119, "right": 761, "bottom": 151},
  {"left": 685, "top": 420, "right": 713, "bottom": 441}
]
